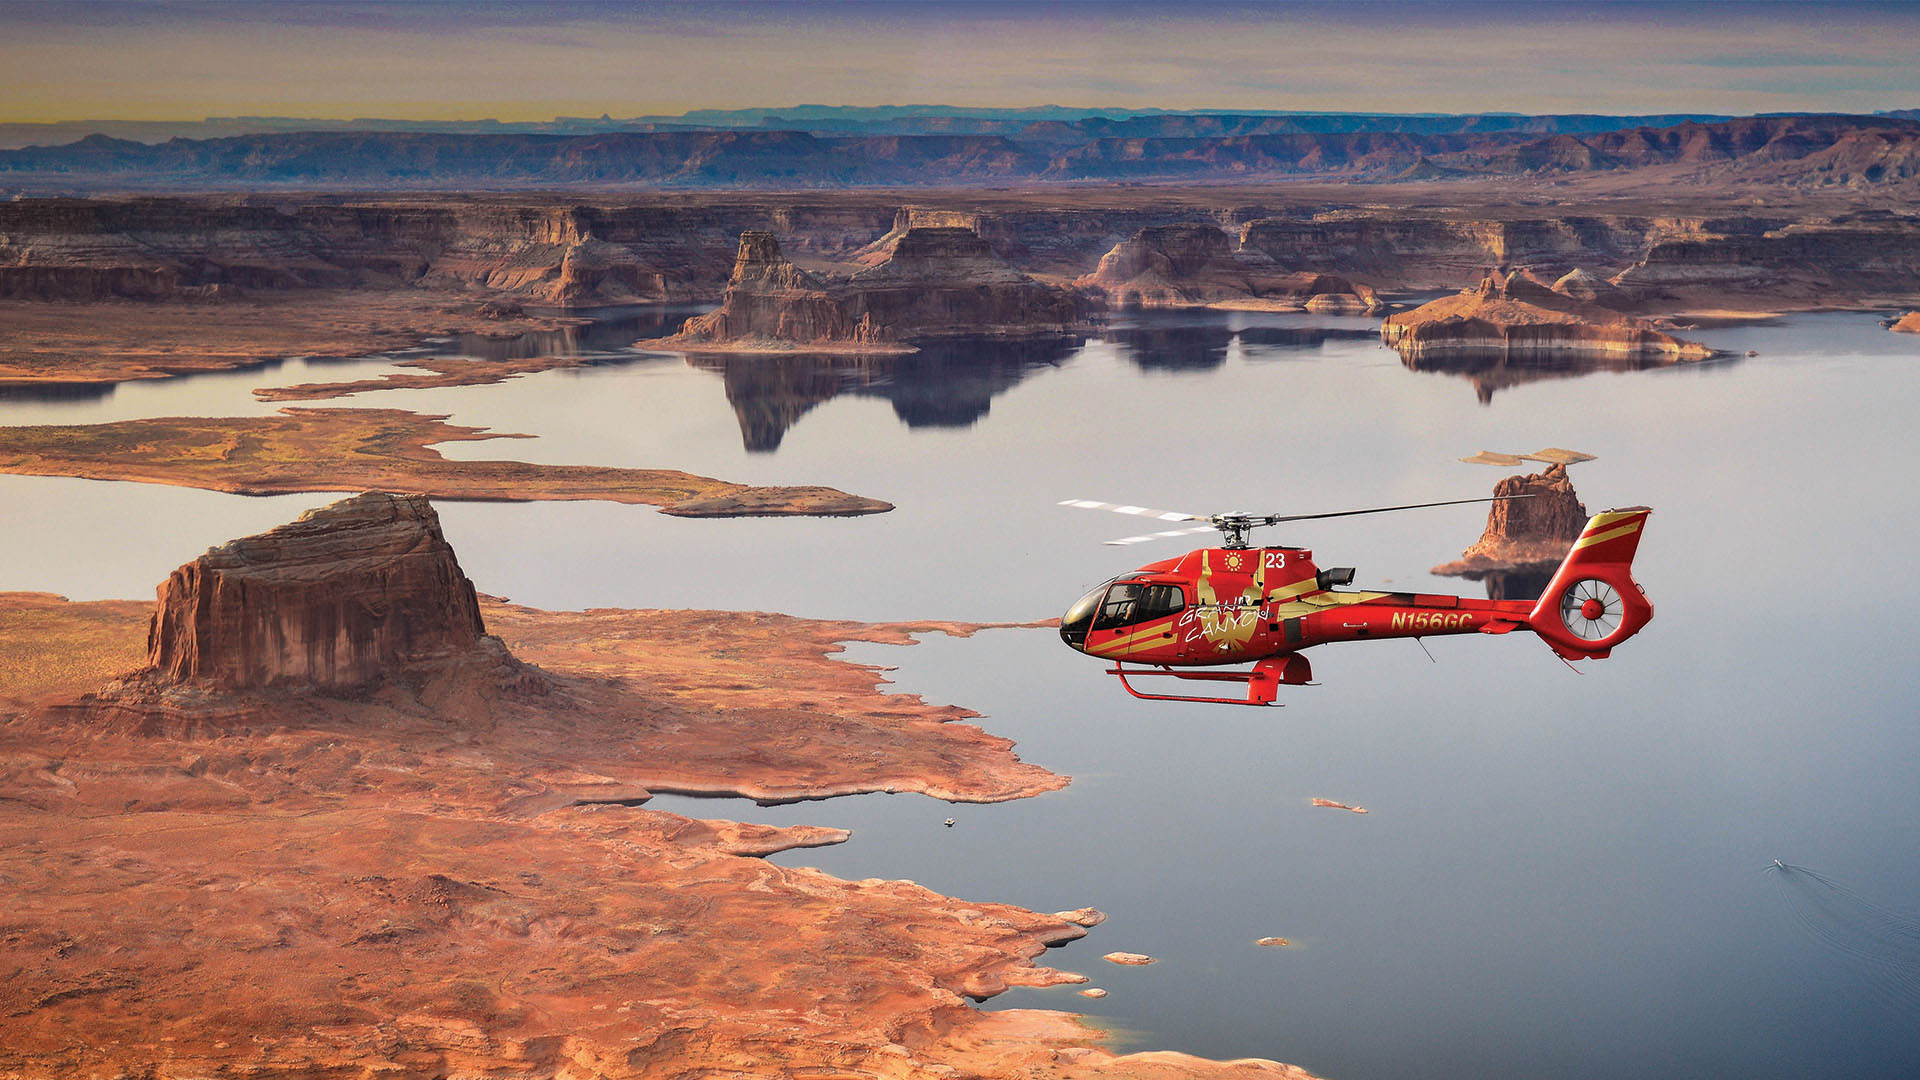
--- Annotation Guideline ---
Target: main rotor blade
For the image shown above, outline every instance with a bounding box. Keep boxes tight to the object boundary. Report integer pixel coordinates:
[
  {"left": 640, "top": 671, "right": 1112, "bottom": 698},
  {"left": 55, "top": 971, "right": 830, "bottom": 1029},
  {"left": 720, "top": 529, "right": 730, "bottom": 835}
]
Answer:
[
  {"left": 1058, "top": 498, "right": 1204, "bottom": 523},
  {"left": 1104, "top": 524, "right": 1220, "bottom": 547},
  {"left": 1263, "top": 494, "right": 1534, "bottom": 525}
]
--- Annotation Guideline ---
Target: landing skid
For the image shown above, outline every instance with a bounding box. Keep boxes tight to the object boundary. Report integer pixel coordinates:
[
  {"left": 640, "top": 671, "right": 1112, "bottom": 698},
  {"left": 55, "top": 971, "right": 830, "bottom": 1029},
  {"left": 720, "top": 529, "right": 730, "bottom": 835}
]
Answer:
[{"left": 1105, "top": 657, "right": 1313, "bottom": 707}]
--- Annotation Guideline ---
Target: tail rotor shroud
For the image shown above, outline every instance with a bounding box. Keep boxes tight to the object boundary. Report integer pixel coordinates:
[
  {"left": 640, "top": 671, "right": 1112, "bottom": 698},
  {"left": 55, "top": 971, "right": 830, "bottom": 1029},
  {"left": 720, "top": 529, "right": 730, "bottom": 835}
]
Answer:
[{"left": 1559, "top": 578, "right": 1625, "bottom": 643}]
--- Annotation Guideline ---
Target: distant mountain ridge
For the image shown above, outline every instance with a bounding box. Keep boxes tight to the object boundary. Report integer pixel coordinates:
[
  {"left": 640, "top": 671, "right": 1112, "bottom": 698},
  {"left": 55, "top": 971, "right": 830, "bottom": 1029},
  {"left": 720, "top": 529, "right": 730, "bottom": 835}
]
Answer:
[
  {"left": 2, "top": 113, "right": 1915, "bottom": 192},
  {"left": 0, "top": 107, "right": 1734, "bottom": 150}
]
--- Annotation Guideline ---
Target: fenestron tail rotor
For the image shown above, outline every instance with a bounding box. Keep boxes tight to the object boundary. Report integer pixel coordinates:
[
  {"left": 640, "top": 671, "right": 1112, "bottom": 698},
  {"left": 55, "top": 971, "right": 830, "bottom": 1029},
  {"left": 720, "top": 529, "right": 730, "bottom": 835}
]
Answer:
[
  {"left": 1060, "top": 494, "right": 1535, "bottom": 548},
  {"left": 1558, "top": 578, "right": 1625, "bottom": 643}
]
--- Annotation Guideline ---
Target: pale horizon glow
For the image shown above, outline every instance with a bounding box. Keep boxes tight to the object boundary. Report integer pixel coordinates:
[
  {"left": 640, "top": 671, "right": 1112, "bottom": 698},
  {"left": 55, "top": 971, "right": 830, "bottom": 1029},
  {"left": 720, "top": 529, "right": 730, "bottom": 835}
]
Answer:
[{"left": 1, "top": 1, "right": 1917, "bottom": 124}]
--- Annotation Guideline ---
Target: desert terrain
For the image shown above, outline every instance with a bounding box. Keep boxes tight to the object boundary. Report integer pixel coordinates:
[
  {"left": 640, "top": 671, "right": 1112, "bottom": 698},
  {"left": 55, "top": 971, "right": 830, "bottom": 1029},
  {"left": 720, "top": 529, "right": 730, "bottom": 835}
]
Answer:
[
  {"left": 0, "top": 493, "right": 1319, "bottom": 1079},
  {"left": 4, "top": 103, "right": 1920, "bottom": 1080}
]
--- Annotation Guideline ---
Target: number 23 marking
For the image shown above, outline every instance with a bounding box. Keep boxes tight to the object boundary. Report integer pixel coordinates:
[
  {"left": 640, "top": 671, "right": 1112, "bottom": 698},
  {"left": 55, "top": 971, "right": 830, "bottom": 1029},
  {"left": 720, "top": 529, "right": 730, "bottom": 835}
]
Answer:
[{"left": 1263, "top": 551, "right": 1286, "bottom": 570}]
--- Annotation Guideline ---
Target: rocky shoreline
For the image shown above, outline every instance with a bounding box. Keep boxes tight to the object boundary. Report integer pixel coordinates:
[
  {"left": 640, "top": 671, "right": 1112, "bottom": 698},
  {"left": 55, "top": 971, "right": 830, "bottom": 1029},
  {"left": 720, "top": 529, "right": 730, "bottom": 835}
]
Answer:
[
  {"left": 0, "top": 494, "right": 1319, "bottom": 1079},
  {"left": 0, "top": 408, "right": 891, "bottom": 517}
]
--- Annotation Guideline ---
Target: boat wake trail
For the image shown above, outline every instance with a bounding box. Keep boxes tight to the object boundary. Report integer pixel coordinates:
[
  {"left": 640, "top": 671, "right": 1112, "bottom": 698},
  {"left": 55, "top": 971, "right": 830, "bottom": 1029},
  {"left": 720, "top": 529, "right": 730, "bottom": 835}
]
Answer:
[{"left": 1767, "top": 861, "right": 1920, "bottom": 1019}]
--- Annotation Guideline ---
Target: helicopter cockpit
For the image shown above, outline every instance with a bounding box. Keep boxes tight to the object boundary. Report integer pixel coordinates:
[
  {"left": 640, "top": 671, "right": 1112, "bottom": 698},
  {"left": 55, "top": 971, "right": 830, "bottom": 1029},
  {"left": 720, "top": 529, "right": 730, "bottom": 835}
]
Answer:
[{"left": 1059, "top": 576, "right": 1187, "bottom": 650}]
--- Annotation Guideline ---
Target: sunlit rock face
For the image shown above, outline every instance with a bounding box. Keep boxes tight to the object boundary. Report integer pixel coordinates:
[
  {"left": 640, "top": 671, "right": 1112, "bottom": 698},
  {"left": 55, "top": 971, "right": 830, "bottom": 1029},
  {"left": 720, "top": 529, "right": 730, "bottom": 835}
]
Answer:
[
  {"left": 839, "top": 225, "right": 1089, "bottom": 335},
  {"left": 662, "top": 227, "right": 1089, "bottom": 350},
  {"left": 1078, "top": 223, "right": 1275, "bottom": 306},
  {"left": 1431, "top": 464, "right": 1589, "bottom": 581},
  {"left": 1380, "top": 270, "right": 1713, "bottom": 361},
  {"left": 1551, "top": 267, "right": 1632, "bottom": 309},
  {"left": 145, "top": 491, "right": 487, "bottom": 693},
  {"left": 1077, "top": 223, "right": 1382, "bottom": 312},
  {"left": 670, "top": 231, "right": 878, "bottom": 346}
]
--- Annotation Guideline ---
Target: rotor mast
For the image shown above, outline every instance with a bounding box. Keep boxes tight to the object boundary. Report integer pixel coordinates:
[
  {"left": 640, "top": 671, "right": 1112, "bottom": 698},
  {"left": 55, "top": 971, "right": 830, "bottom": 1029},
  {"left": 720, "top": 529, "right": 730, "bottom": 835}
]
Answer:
[{"left": 1211, "top": 514, "right": 1259, "bottom": 549}]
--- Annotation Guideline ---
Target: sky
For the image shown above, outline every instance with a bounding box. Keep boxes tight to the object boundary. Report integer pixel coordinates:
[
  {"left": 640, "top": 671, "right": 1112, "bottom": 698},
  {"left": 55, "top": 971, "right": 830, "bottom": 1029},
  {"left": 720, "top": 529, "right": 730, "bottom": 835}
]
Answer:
[{"left": 2, "top": 0, "right": 1918, "bottom": 123}]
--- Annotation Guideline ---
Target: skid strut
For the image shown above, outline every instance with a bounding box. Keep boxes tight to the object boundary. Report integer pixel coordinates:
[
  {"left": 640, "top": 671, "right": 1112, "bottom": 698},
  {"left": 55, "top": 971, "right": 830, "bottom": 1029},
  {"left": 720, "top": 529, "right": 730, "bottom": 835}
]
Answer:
[{"left": 1105, "top": 655, "right": 1311, "bottom": 706}]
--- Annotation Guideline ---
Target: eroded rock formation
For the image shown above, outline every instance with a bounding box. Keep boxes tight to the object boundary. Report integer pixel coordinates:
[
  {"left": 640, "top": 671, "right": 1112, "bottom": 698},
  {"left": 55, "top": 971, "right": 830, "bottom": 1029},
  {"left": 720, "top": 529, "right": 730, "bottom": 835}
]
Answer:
[
  {"left": 652, "top": 228, "right": 1089, "bottom": 352},
  {"left": 145, "top": 492, "right": 486, "bottom": 693},
  {"left": 1431, "top": 463, "right": 1588, "bottom": 579},
  {"left": 1551, "top": 267, "right": 1633, "bottom": 309},
  {"left": 1381, "top": 270, "right": 1713, "bottom": 361},
  {"left": 0, "top": 197, "right": 890, "bottom": 305},
  {"left": 845, "top": 224, "right": 1091, "bottom": 333},
  {"left": 1078, "top": 224, "right": 1278, "bottom": 306},
  {"left": 4, "top": 193, "right": 1915, "bottom": 320},
  {"left": 1611, "top": 210, "right": 1920, "bottom": 305},
  {"left": 1077, "top": 224, "right": 1382, "bottom": 312},
  {"left": 665, "top": 231, "right": 889, "bottom": 350}
]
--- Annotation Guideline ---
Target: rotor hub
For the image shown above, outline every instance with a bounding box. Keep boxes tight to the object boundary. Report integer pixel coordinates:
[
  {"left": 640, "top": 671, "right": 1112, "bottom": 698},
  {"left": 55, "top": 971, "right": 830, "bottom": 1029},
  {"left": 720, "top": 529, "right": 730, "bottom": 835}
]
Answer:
[
  {"left": 1212, "top": 515, "right": 1256, "bottom": 549},
  {"left": 1580, "top": 598, "right": 1606, "bottom": 621}
]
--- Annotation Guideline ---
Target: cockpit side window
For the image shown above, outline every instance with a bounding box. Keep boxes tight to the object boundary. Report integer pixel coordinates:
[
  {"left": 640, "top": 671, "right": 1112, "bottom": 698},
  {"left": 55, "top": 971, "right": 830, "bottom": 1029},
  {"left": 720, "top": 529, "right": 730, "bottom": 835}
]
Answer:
[
  {"left": 1091, "top": 582, "right": 1144, "bottom": 630},
  {"left": 1090, "top": 581, "right": 1184, "bottom": 630},
  {"left": 1138, "top": 584, "right": 1186, "bottom": 620}
]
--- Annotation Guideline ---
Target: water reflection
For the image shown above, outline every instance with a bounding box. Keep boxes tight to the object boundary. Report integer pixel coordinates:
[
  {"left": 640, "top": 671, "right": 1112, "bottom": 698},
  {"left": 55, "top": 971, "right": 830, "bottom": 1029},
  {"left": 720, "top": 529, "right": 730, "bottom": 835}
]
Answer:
[
  {"left": 1107, "top": 323, "right": 1234, "bottom": 371},
  {"left": 1236, "top": 325, "right": 1381, "bottom": 350},
  {"left": 436, "top": 305, "right": 703, "bottom": 361},
  {"left": 685, "top": 335, "right": 1081, "bottom": 452},
  {"left": 1399, "top": 350, "right": 1744, "bottom": 405},
  {"left": 1473, "top": 566, "right": 1556, "bottom": 602},
  {"left": 0, "top": 381, "right": 116, "bottom": 403}
]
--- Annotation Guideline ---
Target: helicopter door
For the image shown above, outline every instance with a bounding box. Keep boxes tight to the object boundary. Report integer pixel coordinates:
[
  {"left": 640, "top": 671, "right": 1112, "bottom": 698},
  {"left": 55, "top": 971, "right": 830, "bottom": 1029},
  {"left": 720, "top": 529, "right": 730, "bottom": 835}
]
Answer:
[{"left": 1087, "top": 581, "right": 1186, "bottom": 659}]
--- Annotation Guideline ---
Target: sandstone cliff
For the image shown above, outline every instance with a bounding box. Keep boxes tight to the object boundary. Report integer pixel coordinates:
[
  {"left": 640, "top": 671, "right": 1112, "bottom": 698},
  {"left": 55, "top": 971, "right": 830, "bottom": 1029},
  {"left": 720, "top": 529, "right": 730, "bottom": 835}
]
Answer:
[
  {"left": 0, "top": 197, "right": 891, "bottom": 305},
  {"left": 1381, "top": 270, "right": 1713, "bottom": 361},
  {"left": 664, "top": 232, "right": 891, "bottom": 351},
  {"left": 1551, "top": 267, "right": 1633, "bottom": 309},
  {"left": 1610, "top": 210, "right": 1920, "bottom": 304},
  {"left": 5, "top": 194, "right": 1914, "bottom": 315},
  {"left": 1077, "top": 223, "right": 1282, "bottom": 306},
  {"left": 1890, "top": 311, "right": 1920, "bottom": 333},
  {"left": 1076, "top": 224, "right": 1382, "bottom": 312},
  {"left": 1431, "top": 464, "right": 1588, "bottom": 578},
  {"left": 144, "top": 491, "right": 487, "bottom": 693},
  {"left": 650, "top": 228, "right": 1089, "bottom": 352},
  {"left": 840, "top": 224, "right": 1088, "bottom": 335}
]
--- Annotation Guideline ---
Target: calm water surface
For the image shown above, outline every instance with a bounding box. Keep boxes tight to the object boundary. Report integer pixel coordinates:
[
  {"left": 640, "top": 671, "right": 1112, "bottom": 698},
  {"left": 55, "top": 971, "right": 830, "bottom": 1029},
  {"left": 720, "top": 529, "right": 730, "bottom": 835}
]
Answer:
[{"left": 3, "top": 308, "right": 1918, "bottom": 1079}]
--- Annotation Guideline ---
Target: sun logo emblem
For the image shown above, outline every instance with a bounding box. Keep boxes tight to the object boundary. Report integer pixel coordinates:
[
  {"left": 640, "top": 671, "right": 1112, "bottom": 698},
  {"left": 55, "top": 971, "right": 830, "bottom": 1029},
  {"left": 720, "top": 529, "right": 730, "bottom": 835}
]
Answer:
[{"left": 1223, "top": 552, "right": 1245, "bottom": 572}]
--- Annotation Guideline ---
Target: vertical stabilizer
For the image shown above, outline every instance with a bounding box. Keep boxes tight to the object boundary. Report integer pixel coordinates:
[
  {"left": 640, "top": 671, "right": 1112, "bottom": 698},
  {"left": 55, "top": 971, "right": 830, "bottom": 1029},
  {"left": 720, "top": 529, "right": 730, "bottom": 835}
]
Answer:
[{"left": 1527, "top": 508, "right": 1655, "bottom": 660}]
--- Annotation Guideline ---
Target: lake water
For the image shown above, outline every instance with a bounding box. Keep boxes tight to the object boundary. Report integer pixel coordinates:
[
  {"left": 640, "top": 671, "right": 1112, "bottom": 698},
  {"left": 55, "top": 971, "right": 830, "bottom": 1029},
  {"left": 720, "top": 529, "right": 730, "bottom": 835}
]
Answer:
[{"left": 3, "top": 307, "right": 1919, "bottom": 1079}]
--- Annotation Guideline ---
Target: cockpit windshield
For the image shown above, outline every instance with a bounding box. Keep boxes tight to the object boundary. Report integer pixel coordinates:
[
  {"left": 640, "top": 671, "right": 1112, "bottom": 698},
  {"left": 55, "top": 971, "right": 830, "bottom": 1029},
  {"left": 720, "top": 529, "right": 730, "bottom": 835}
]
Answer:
[
  {"left": 1061, "top": 579, "right": 1186, "bottom": 650},
  {"left": 1059, "top": 580, "right": 1110, "bottom": 647}
]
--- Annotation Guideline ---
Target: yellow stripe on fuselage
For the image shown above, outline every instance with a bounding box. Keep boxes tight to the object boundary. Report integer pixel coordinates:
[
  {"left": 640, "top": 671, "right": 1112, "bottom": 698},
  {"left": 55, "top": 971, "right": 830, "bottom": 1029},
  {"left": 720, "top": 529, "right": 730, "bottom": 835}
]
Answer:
[
  {"left": 1572, "top": 520, "right": 1642, "bottom": 550},
  {"left": 1263, "top": 578, "right": 1324, "bottom": 604},
  {"left": 1085, "top": 619, "right": 1176, "bottom": 656},
  {"left": 1267, "top": 590, "right": 1392, "bottom": 621}
]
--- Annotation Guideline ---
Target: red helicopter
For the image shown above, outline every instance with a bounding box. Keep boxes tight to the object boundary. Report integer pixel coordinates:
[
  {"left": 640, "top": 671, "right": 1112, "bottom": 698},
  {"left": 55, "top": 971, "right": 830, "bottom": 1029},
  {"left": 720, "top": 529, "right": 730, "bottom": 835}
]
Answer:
[{"left": 1057, "top": 496, "right": 1653, "bottom": 705}]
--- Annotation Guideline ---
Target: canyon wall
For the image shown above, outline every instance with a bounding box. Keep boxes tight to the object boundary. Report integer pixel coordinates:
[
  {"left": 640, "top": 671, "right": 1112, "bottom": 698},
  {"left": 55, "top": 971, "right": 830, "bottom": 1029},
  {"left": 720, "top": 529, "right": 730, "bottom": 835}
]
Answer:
[
  {"left": 662, "top": 227, "right": 1089, "bottom": 350},
  {"left": 3, "top": 194, "right": 1916, "bottom": 310}
]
